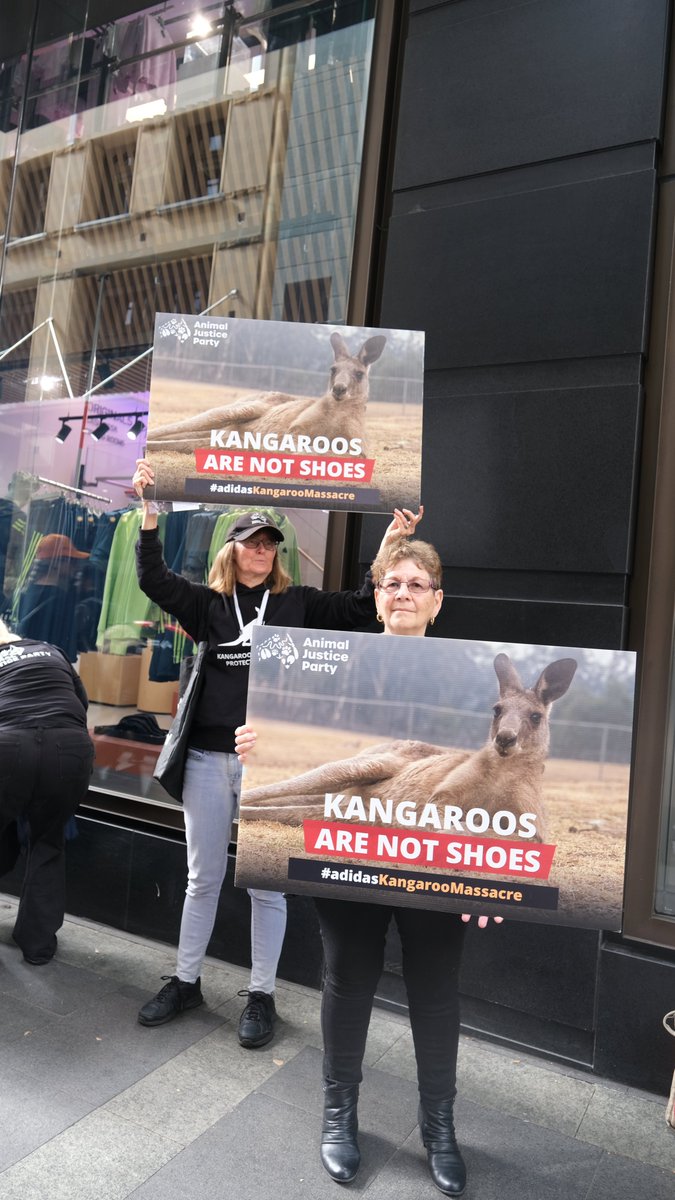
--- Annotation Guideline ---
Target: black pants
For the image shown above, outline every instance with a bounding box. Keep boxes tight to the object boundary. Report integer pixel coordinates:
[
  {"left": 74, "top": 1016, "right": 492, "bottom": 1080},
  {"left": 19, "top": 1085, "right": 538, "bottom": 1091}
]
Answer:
[
  {"left": 315, "top": 897, "right": 466, "bottom": 1108},
  {"left": 0, "top": 726, "right": 94, "bottom": 962}
]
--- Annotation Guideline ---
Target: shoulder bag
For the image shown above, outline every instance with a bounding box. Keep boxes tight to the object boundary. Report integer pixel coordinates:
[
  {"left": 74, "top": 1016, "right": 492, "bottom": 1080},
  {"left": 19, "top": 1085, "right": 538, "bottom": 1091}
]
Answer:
[{"left": 153, "top": 641, "right": 207, "bottom": 802}]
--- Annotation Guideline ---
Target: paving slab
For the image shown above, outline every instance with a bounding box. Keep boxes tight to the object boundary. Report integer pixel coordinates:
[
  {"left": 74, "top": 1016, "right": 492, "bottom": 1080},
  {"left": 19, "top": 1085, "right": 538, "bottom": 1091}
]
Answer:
[
  {"left": 0, "top": 1108, "right": 183, "bottom": 1200},
  {"left": 104, "top": 1022, "right": 298, "bottom": 1146},
  {"left": 585, "top": 1149, "right": 675, "bottom": 1199},
  {"left": 0, "top": 986, "right": 224, "bottom": 1106},
  {"left": 576, "top": 1083, "right": 675, "bottom": 1171},
  {"left": 0, "top": 1064, "right": 94, "bottom": 1171},
  {"left": 128, "top": 1087, "right": 401, "bottom": 1200},
  {"left": 0, "top": 981, "right": 59, "bottom": 1047},
  {"left": 456, "top": 1034, "right": 596, "bottom": 1138},
  {"left": 1, "top": 897, "right": 674, "bottom": 1200},
  {"left": 0, "top": 936, "right": 113, "bottom": 1018}
]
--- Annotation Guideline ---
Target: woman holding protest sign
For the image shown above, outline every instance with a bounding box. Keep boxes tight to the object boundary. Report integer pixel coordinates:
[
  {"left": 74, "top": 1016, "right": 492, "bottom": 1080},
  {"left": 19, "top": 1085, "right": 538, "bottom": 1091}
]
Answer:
[
  {"left": 132, "top": 455, "right": 421, "bottom": 1048},
  {"left": 236, "top": 535, "right": 502, "bottom": 1196}
]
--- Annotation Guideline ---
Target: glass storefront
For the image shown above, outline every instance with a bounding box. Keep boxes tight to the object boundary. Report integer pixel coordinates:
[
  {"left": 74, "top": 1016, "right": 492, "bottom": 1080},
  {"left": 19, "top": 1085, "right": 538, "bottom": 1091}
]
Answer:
[{"left": 0, "top": 0, "right": 377, "bottom": 816}]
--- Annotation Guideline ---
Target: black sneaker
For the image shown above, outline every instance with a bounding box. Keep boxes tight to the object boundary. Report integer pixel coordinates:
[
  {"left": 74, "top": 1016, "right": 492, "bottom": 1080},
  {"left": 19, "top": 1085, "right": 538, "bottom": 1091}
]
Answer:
[
  {"left": 138, "top": 975, "right": 204, "bottom": 1027},
  {"left": 237, "top": 989, "right": 277, "bottom": 1048}
]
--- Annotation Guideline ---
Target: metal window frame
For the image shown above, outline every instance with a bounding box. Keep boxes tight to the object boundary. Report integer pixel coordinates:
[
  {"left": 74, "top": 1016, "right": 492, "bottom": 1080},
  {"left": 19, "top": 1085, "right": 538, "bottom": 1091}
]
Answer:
[{"left": 623, "top": 141, "right": 675, "bottom": 948}]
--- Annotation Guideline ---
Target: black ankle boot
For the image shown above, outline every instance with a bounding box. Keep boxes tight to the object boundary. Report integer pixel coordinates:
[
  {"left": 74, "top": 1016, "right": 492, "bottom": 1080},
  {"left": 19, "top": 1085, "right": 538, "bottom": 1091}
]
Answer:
[
  {"left": 320, "top": 1080, "right": 360, "bottom": 1183},
  {"left": 418, "top": 1100, "right": 466, "bottom": 1196}
]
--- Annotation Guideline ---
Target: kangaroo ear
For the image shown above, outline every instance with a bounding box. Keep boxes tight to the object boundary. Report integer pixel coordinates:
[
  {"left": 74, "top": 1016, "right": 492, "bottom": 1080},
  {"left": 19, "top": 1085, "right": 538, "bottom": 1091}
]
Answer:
[
  {"left": 532, "top": 658, "right": 577, "bottom": 705},
  {"left": 494, "top": 653, "right": 523, "bottom": 694},
  {"left": 330, "top": 331, "right": 350, "bottom": 359},
  {"left": 359, "top": 335, "right": 387, "bottom": 366}
]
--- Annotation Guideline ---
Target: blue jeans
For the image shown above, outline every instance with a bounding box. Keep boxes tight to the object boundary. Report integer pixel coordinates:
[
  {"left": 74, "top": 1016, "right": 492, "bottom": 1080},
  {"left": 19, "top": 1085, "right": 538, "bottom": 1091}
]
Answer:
[{"left": 176, "top": 748, "right": 287, "bottom": 991}]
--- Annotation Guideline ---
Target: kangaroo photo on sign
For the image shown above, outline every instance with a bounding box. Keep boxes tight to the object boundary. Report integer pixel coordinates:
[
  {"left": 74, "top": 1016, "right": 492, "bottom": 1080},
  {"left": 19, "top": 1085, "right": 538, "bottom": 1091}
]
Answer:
[
  {"left": 146, "top": 315, "right": 424, "bottom": 514},
  {"left": 235, "top": 628, "right": 636, "bottom": 930}
]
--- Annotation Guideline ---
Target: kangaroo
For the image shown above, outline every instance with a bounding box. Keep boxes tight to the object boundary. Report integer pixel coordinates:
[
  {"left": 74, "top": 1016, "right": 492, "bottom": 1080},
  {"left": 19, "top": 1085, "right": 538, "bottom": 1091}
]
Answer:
[
  {"left": 240, "top": 654, "right": 577, "bottom": 844},
  {"left": 148, "top": 332, "right": 387, "bottom": 455}
]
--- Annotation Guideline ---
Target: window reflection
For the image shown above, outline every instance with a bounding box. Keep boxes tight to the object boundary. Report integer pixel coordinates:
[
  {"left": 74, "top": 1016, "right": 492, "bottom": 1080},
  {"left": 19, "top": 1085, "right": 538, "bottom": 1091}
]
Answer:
[{"left": 0, "top": 0, "right": 376, "bottom": 808}]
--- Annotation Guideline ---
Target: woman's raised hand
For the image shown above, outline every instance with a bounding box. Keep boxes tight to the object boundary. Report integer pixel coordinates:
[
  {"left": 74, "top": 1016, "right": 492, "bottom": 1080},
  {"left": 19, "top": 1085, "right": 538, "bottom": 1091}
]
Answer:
[
  {"left": 132, "top": 458, "right": 155, "bottom": 498},
  {"left": 381, "top": 505, "right": 424, "bottom": 547},
  {"left": 235, "top": 724, "right": 257, "bottom": 764}
]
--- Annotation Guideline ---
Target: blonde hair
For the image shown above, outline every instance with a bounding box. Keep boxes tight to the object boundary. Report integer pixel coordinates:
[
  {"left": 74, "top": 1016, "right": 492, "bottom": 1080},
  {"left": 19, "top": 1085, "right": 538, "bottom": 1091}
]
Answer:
[
  {"left": 0, "top": 618, "right": 20, "bottom": 644},
  {"left": 371, "top": 539, "right": 442, "bottom": 589},
  {"left": 207, "top": 541, "right": 292, "bottom": 595}
]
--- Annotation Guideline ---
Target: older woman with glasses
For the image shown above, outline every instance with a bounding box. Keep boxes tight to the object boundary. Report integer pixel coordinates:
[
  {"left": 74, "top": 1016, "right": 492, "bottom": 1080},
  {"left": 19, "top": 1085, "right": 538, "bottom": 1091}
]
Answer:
[
  {"left": 131, "top": 456, "right": 420, "bottom": 1050},
  {"left": 237, "top": 534, "right": 501, "bottom": 1196}
]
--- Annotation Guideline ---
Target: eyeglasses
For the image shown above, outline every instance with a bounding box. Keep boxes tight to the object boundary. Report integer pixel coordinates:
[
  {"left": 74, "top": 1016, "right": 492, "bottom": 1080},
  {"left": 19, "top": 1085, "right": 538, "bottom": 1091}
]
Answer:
[
  {"left": 378, "top": 577, "right": 437, "bottom": 595},
  {"left": 241, "top": 536, "right": 277, "bottom": 551}
]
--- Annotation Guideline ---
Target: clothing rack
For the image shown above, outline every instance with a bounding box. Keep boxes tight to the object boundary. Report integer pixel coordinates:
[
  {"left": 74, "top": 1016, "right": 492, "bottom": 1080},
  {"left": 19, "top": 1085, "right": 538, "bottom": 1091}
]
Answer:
[{"left": 37, "top": 476, "right": 111, "bottom": 504}]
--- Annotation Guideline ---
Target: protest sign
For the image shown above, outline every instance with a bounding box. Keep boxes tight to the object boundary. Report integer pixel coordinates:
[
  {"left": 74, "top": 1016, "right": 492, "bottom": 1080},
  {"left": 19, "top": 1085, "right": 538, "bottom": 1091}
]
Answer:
[
  {"left": 234, "top": 627, "right": 636, "bottom": 929},
  {"left": 146, "top": 315, "right": 423, "bottom": 514}
]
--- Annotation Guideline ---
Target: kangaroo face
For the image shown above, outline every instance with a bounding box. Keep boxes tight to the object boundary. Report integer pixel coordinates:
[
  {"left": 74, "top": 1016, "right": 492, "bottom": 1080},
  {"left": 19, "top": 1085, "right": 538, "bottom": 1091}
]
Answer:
[
  {"left": 329, "top": 332, "right": 386, "bottom": 404},
  {"left": 329, "top": 357, "right": 367, "bottom": 403},
  {"left": 489, "top": 653, "right": 577, "bottom": 760},
  {"left": 490, "top": 689, "right": 549, "bottom": 759}
]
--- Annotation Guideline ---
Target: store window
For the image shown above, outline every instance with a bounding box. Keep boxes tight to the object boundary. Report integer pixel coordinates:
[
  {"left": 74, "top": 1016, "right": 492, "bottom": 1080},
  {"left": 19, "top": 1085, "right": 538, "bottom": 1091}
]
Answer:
[{"left": 0, "top": 0, "right": 378, "bottom": 820}]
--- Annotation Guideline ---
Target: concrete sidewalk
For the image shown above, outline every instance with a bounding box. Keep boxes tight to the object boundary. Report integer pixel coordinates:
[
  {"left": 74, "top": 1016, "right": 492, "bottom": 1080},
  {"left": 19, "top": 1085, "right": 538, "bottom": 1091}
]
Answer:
[{"left": 1, "top": 893, "right": 674, "bottom": 1200}]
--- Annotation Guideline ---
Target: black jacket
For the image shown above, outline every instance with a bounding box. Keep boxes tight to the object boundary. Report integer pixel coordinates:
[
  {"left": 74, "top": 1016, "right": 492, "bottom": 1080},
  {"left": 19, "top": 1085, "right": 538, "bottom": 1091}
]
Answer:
[{"left": 137, "top": 528, "right": 375, "bottom": 751}]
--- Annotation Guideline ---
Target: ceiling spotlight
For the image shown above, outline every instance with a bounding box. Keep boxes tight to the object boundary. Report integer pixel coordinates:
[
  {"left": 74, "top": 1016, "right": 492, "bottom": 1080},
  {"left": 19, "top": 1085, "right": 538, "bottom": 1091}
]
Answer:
[
  {"left": 127, "top": 417, "right": 145, "bottom": 441},
  {"left": 188, "top": 14, "right": 213, "bottom": 38},
  {"left": 90, "top": 420, "right": 110, "bottom": 441},
  {"left": 55, "top": 421, "right": 72, "bottom": 443},
  {"left": 31, "top": 374, "right": 61, "bottom": 390}
]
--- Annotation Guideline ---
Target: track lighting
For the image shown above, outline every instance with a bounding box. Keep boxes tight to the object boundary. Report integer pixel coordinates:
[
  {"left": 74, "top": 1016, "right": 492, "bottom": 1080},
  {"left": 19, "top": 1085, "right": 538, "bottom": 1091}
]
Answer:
[
  {"left": 127, "top": 417, "right": 145, "bottom": 440},
  {"left": 55, "top": 410, "right": 148, "bottom": 444},
  {"left": 90, "top": 420, "right": 110, "bottom": 441}
]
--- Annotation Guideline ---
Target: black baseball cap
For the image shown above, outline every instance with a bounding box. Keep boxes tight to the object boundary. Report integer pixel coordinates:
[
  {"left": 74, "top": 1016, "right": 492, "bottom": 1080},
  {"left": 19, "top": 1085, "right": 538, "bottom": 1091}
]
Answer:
[{"left": 225, "top": 513, "right": 284, "bottom": 543}]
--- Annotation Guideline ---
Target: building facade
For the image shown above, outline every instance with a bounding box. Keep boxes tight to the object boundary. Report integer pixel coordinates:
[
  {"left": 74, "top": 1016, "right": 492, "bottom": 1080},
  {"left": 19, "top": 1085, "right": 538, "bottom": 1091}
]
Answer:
[{"left": 1, "top": 0, "right": 674, "bottom": 1094}]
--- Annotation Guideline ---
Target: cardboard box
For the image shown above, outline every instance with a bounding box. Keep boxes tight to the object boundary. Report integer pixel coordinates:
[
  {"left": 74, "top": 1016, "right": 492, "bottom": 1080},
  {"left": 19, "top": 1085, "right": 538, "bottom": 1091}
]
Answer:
[
  {"left": 136, "top": 646, "right": 180, "bottom": 714},
  {"left": 78, "top": 651, "right": 142, "bottom": 706}
]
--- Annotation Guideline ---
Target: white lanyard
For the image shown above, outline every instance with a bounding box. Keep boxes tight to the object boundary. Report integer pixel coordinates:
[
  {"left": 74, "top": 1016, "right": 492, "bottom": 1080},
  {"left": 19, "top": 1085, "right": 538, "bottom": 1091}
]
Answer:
[{"left": 219, "top": 586, "right": 271, "bottom": 648}]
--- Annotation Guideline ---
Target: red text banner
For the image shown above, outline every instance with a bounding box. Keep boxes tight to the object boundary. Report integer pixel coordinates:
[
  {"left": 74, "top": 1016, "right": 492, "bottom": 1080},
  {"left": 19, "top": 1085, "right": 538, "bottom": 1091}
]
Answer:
[
  {"left": 302, "top": 819, "right": 557, "bottom": 880},
  {"left": 194, "top": 448, "right": 375, "bottom": 483}
]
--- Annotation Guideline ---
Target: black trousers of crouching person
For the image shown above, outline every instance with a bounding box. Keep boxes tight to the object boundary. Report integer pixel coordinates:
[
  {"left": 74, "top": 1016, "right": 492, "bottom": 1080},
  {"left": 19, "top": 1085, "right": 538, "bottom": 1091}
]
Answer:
[
  {"left": 0, "top": 726, "right": 94, "bottom": 962},
  {"left": 314, "top": 898, "right": 466, "bottom": 1108}
]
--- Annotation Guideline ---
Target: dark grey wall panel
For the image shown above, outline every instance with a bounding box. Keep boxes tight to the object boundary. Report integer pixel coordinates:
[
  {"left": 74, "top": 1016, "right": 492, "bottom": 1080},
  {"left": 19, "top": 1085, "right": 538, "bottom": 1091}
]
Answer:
[
  {"left": 363, "top": 0, "right": 671, "bottom": 1089},
  {"left": 381, "top": 171, "right": 656, "bottom": 369},
  {"left": 435, "top": 595, "right": 627, "bottom": 649},
  {"left": 1, "top": 816, "right": 326, "bottom": 991},
  {"left": 392, "top": 143, "right": 656, "bottom": 218},
  {"left": 435, "top": 568, "right": 626, "bottom": 605},
  {"left": 421, "top": 384, "right": 641, "bottom": 574},
  {"left": 378, "top": 916, "right": 598, "bottom": 1064},
  {"left": 460, "top": 921, "right": 600, "bottom": 1031},
  {"left": 595, "top": 941, "right": 675, "bottom": 1092},
  {"left": 396, "top": 0, "right": 669, "bottom": 188}
]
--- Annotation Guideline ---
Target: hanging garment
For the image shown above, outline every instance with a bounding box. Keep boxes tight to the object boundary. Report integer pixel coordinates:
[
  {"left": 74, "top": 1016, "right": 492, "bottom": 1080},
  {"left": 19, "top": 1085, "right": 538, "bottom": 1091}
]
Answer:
[
  {"left": 96, "top": 508, "right": 167, "bottom": 654},
  {"left": 181, "top": 510, "right": 220, "bottom": 582},
  {"left": 207, "top": 508, "right": 302, "bottom": 582},
  {"left": 17, "top": 581, "right": 80, "bottom": 662},
  {"left": 0, "top": 500, "right": 26, "bottom": 611},
  {"left": 111, "top": 14, "right": 177, "bottom": 97},
  {"left": 88, "top": 509, "right": 127, "bottom": 603},
  {"left": 148, "top": 509, "right": 193, "bottom": 682}
]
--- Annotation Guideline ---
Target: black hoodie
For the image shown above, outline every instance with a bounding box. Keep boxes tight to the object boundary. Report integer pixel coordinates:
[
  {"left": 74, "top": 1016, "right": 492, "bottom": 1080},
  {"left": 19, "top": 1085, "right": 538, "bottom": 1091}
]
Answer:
[{"left": 137, "top": 527, "right": 375, "bottom": 752}]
